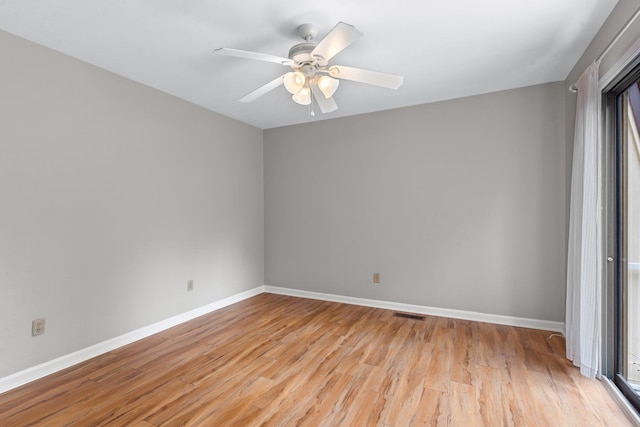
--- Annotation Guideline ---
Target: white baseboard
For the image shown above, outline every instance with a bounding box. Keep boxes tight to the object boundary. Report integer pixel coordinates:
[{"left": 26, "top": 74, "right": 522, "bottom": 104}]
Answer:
[
  {"left": 1, "top": 285, "right": 566, "bottom": 395},
  {"left": 264, "top": 286, "right": 566, "bottom": 334},
  {"left": 0, "top": 286, "right": 264, "bottom": 394}
]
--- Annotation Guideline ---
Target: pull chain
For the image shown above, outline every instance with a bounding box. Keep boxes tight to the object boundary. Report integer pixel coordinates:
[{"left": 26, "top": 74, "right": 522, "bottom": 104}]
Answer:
[{"left": 309, "top": 87, "right": 315, "bottom": 118}]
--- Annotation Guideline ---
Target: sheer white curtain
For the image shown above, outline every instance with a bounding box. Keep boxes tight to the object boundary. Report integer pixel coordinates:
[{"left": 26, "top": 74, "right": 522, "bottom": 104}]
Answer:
[{"left": 566, "top": 61, "right": 602, "bottom": 380}]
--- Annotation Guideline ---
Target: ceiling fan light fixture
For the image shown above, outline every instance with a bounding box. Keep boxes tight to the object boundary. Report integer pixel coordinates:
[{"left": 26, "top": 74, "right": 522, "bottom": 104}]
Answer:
[
  {"left": 292, "top": 86, "right": 311, "bottom": 105},
  {"left": 317, "top": 76, "right": 339, "bottom": 98},
  {"left": 284, "top": 71, "right": 306, "bottom": 95}
]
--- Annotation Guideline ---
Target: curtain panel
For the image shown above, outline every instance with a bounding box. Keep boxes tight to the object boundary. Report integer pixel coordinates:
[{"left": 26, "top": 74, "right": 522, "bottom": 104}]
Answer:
[{"left": 565, "top": 61, "right": 602, "bottom": 380}]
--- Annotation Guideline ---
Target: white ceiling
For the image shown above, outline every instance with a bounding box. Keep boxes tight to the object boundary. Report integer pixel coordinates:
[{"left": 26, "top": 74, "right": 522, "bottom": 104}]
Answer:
[{"left": 0, "top": 0, "right": 619, "bottom": 129}]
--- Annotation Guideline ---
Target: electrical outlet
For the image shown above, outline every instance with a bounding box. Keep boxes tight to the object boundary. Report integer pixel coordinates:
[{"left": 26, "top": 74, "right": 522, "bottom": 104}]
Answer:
[
  {"left": 32, "top": 318, "right": 45, "bottom": 336},
  {"left": 187, "top": 280, "right": 194, "bottom": 291},
  {"left": 373, "top": 272, "right": 380, "bottom": 283}
]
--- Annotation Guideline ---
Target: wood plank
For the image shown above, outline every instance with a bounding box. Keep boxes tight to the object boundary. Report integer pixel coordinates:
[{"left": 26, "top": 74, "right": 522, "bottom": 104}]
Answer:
[
  {"left": 451, "top": 319, "right": 477, "bottom": 386},
  {"left": 411, "top": 387, "right": 449, "bottom": 426},
  {"left": 476, "top": 364, "right": 514, "bottom": 426}
]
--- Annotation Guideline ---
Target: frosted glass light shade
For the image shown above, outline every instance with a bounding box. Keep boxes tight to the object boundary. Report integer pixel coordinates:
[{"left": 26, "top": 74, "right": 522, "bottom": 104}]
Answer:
[
  {"left": 317, "top": 76, "right": 339, "bottom": 98},
  {"left": 284, "top": 72, "right": 306, "bottom": 95},
  {"left": 292, "top": 86, "right": 311, "bottom": 105}
]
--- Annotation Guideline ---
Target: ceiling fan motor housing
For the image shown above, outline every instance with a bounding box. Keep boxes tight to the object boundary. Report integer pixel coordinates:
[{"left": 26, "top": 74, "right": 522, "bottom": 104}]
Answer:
[{"left": 288, "top": 43, "right": 316, "bottom": 65}]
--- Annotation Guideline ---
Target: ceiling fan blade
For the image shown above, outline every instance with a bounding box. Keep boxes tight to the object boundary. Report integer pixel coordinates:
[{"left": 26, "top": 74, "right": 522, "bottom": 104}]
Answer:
[
  {"left": 328, "top": 65, "right": 404, "bottom": 90},
  {"left": 311, "top": 22, "right": 362, "bottom": 63},
  {"left": 239, "top": 75, "right": 285, "bottom": 103},
  {"left": 214, "top": 48, "right": 293, "bottom": 66},
  {"left": 310, "top": 83, "right": 338, "bottom": 113}
]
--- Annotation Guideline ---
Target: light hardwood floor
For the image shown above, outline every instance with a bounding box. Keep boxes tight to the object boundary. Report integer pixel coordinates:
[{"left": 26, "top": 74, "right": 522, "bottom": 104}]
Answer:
[{"left": 0, "top": 293, "right": 634, "bottom": 426}]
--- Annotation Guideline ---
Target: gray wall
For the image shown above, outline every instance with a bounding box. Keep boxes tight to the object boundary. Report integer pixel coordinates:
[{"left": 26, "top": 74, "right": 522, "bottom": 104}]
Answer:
[
  {"left": 0, "top": 30, "right": 264, "bottom": 377},
  {"left": 264, "top": 82, "right": 567, "bottom": 322}
]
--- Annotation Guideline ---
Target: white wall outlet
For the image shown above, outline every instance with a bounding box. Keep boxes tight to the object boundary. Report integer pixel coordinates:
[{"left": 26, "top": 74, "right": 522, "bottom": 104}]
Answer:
[
  {"left": 187, "top": 280, "right": 194, "bottom": 291},
  {"left": 32, "top": 318, "right": 45, "bottom": 336}
]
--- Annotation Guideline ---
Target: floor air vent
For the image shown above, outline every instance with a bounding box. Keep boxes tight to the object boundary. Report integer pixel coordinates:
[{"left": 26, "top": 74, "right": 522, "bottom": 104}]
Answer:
[{"left": 393, "top": 312, "right": 425, "bottom": 321}]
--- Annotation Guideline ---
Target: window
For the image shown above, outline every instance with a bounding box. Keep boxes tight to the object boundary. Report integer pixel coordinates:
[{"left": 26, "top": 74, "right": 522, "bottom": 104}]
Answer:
[{"left": 604, "top": 66, "right": 640, "bottom": 414}]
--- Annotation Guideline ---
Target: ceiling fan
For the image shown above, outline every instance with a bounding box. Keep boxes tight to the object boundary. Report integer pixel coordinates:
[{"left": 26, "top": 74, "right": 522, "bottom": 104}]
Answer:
[{"left": 214, "top": 22, "right": 404, "bottom": 114}]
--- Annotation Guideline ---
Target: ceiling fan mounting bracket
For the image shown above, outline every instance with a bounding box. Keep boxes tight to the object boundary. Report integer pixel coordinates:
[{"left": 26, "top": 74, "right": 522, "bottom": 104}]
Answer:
[{"left": 297, "top": 23, "right": 318, "bottom": 42}]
